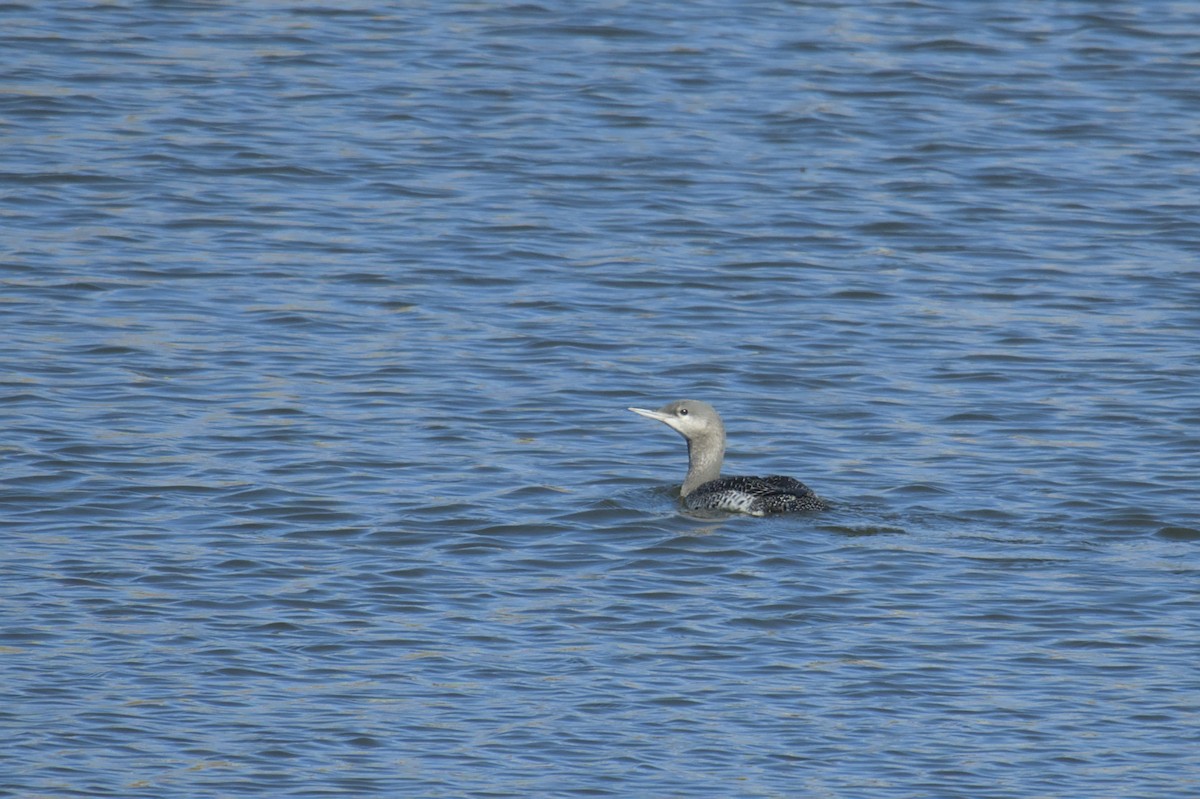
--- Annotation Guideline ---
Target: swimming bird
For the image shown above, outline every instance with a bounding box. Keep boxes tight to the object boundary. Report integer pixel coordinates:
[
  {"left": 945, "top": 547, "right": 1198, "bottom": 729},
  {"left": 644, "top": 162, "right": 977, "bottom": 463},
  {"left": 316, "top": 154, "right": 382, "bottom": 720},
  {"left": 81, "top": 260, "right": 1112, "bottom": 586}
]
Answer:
[{"left": 628, "top": 400, "right": 825, "bottom": 516}]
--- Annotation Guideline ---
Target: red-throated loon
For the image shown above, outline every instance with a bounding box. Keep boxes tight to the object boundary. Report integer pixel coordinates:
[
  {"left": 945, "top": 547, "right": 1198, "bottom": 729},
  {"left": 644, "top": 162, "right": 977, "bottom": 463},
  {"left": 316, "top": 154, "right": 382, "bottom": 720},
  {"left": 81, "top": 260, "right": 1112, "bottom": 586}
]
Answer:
[{"left": 628, "top": 400, "right": 825, "bottom": 516}]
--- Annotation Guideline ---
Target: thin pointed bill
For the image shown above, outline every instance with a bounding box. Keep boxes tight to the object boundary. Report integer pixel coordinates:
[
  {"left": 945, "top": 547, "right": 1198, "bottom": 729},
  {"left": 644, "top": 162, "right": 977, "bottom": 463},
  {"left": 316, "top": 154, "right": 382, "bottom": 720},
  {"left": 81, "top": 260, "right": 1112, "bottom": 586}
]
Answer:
[{"left": 628, "top": 406, "right": 671, "bottom": 423}]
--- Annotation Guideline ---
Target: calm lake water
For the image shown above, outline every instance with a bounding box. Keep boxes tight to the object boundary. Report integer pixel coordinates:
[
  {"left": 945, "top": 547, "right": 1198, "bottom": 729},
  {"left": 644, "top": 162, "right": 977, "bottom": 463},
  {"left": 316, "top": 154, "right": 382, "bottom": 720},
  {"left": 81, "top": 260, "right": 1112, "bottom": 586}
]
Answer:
[{"left": 3, "top": 1, "right": 1198, "bottom": 797}]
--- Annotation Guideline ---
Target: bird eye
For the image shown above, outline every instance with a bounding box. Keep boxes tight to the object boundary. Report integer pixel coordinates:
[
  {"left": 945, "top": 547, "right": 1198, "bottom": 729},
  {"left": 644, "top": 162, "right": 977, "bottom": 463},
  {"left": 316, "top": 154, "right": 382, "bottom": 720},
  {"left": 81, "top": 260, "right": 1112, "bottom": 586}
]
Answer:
[{"left": 678, "top": 408, "right": 688, "bottom": 416}]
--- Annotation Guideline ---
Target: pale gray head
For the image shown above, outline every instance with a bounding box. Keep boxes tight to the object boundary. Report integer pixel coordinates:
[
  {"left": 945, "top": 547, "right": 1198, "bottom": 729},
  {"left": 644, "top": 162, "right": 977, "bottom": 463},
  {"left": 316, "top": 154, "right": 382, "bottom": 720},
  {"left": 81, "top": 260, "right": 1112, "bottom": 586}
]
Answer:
[
  {"left": 628, "top": 399, "right": 726, "bottom": 496},
  {"left": 627, "top": 400, "right": 724, "bottom": 442}
]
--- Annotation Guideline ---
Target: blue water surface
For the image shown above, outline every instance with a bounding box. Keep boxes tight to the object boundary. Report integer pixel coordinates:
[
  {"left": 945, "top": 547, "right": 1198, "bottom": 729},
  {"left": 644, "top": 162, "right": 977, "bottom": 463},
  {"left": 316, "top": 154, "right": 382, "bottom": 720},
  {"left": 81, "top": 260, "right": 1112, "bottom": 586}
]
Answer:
[{"left": 2, "top": 1, "right": 1198, "bottom": 797}]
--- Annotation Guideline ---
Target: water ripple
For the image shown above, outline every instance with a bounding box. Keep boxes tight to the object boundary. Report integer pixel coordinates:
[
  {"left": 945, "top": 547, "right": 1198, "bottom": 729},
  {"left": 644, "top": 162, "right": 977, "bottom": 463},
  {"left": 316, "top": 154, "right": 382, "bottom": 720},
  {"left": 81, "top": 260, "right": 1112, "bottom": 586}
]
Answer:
[{"left": 3, "top": 1, "right": 1199, "bottom": 797}]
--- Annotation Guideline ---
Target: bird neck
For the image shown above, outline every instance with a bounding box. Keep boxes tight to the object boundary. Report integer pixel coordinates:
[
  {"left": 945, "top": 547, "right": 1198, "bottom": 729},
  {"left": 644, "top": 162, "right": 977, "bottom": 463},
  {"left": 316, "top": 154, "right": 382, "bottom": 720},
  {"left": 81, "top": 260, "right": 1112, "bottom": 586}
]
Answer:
[{"left": 682, "top": 432, "right": 724, "bottom": 496}]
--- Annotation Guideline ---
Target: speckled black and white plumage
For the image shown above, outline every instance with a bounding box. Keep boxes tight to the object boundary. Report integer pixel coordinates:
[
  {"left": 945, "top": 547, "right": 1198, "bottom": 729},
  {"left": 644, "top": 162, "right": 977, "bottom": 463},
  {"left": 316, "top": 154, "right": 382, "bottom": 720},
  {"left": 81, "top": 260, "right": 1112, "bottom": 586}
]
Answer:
[
  {"left": 628, "top": 399, "right": 826, "bottom": 517},
  {"left": 684, "top": 475, "right": 826, "bottom": 516}
]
